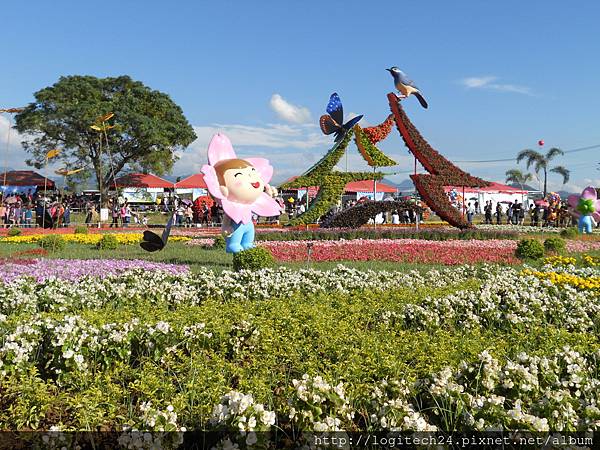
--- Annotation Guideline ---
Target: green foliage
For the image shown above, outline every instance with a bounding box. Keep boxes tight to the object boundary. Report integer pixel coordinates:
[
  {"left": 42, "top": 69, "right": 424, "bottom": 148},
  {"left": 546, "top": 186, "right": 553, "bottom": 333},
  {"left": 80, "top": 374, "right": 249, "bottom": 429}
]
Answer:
[
  {"left": 232, "top": 247, "right": 275, "bottom": 271},
  {"left": 38, "top": 235, "right": 66, "bottom": 252},
  {"left": 321, "top": 200, "right": 422, "bottom": 228},
  {"left": 96, "top": 234, "right": 119, "bottom": 250},
  {"left": 516, "top": 147, "right": 569, "bottom": 196},
  {"left": 544, "top": 237, "right": 566, "bottom": 254},
  {"left": 354, "top": 125, "right": 396, "bottom": 167},
  {"left": 560, "top": 227, "right": 579, "bottom": 239},
  {"left": 15, "top": 75, "right": 197, "bottom": 199},
  {"left": 515, "top": 238, "right": 545, "bottom": 260},
  {"left": 281, "top": 130, "right": 384, "bottom": 225},
  {"left": 74, "top": 226, "right": 89, "bottom": 235},
  {"left": 212, "top": 234, "right": 226, "bottom": 250},
  {"left": 7, "top": 228, "right": 22, "bottom": 237},
  {"left": 0, "top": 265, "right": 597, "bottom": 432},
  {"left": 505, "top": 168, "right": 533, "bottom": 186}
]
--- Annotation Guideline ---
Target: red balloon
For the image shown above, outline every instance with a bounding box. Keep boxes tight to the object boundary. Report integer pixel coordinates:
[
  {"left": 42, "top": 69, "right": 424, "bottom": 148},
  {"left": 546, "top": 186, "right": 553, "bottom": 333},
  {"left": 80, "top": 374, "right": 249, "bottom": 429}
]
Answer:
[{"left": 538, "top": 140, "right": 544, "bottom": 146}]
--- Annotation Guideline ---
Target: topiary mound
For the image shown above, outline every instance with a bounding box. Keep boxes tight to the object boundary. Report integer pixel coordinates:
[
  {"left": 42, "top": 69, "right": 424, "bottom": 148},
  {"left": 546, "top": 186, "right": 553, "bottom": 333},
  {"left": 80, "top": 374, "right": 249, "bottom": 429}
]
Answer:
[
  {"left": 213, "top": 234, "right": 226, "bottom": 250},
  {"left": 7, "top": 228, "right": 22, "bottom": 237},
  {"left": 38, "top": 235, "right": 66, "bottom": 252},
  {"left": 560, "top": 227, "right": 578, "bottom": 239},
  {"left": 544, "top": 237, "right": 566, "bottom": 254},
  {"left": 96, "top": 234, "right": 119, "bottom": 250},
  {"left": 515, "top": 238, "right": 544, "bottom": 260},
  {"left": 74, "top": 226, "right": 89, "bottom": 234},
  {"left": 320, "top": 200, "right": 423, "bottom": 229},
  {"left": 232, "top": 247, "right": 275, "bottom": 271}
]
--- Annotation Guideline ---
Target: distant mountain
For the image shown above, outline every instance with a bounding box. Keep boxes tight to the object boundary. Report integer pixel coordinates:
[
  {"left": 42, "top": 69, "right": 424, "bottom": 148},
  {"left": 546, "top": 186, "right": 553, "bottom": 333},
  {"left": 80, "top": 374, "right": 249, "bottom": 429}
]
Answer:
[
  {"left": 383, "top": 178, "right": 416, "bottom": 192},
  {"left": 507, "top": 182, "right": 541, "bottom": 192},
  {"left": 557, "top": 190, "right": 577, "bottom": 199}
]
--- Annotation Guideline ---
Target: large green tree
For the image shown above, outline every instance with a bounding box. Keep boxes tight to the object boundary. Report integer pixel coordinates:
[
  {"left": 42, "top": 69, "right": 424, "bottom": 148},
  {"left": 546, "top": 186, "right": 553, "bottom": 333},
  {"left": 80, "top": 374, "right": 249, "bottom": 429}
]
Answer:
[
  {"left": 516, "top": 147, "right": 570, "bottom": 197},
  {"left": 15, "top": 75, "right": 196, "bottom": 202}
]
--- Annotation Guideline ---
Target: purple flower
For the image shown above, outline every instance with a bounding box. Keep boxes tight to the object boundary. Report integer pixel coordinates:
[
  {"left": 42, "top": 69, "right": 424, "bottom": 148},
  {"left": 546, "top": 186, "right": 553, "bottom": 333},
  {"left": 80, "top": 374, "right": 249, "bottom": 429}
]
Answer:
[{"left": 0, "top": 259, "right": 189, "bottom": 283}]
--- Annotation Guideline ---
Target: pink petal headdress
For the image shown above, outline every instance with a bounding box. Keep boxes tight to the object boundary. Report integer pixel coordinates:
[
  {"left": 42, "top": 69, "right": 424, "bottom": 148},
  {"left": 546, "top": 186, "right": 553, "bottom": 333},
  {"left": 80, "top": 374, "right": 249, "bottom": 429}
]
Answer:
[{"left": 201, "top": 134, "right": 282, "bottom": 224}]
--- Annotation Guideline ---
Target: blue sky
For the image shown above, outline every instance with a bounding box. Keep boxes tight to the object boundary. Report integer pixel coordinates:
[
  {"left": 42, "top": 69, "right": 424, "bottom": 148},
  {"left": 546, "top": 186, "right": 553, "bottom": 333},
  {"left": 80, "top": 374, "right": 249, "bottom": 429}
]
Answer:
[{"left": 1, "top": 0, "right": 599, "bottom": 192}]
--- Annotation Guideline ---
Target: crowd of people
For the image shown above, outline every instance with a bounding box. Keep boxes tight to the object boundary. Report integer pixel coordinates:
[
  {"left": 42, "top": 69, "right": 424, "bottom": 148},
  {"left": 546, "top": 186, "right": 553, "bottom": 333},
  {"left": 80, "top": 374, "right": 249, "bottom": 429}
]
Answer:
[
  {"left": 0, "top": 187, "right": 234, "bottom": 229},
  {"left": 466, "top": 199, "right": 577, "bottom": 227},
  {"left": 0, "top": 189, "right": 73, "bottom": 228}
]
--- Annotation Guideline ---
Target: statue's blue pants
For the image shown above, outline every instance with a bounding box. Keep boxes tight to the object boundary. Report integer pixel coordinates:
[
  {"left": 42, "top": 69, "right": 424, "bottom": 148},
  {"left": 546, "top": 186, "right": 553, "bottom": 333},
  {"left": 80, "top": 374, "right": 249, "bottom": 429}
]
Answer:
[
  {"left": 579, "top": 215, "right": 593, "bottom": 234},
  {"left": 226, "top": 221, "right": 255, "bottom": 253}
]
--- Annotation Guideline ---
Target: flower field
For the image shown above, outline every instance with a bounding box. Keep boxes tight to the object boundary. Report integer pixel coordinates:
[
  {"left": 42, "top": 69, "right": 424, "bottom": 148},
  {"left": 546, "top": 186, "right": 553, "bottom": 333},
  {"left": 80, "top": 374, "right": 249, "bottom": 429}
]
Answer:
[
  {"left": 1, "top": 260, "right": 599, "bottom": 440},
  {"left": 186, "top": 237, "right": 600, "bottom": 264},
  {"left": 0, "top": 259, "right": 188, "bottom": 283},
  {"left": 0, "top": 233, "right": 191, "bottom": 245}
]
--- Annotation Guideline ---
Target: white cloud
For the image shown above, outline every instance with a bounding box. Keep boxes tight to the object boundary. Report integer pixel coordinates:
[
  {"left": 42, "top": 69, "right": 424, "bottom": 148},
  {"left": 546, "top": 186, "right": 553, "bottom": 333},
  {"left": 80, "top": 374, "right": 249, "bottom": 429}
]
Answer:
[
  {"left": 269, "top": 94, "right": 312, "bottom": 124},
  {"left": 462, "top": 76, "right": 497, "bottom": 88},
  {"left": 345, "top": 112, "right": 368, "bottom": 127},
  {"left": 173, "top": 122, "right": 331, "bottom": 178},
  {"left": 559, "top": 179, "right": 600, "bottom": 195},
  {"left": 461, "top": 76, "right": 533, "bottom": 95},
  {"left": 0, "top": 115, "right": 32, "bottom": 171}
]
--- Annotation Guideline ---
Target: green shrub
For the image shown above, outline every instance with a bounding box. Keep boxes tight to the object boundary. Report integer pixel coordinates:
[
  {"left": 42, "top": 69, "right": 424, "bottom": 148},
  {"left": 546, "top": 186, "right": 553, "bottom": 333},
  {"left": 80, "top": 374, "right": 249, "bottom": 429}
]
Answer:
[
  {"left": 544, "top": 237, "right": 566, "bottom": 254},
  {"left": 515, "top": 238, "right": 544, "bottom": 260},
  {"left": 96, "top": 234, "right": 119, "bottom": 250},
  {"left": 213, "top": 234, "right": 226, "bottom": 250},
  {"left": 232, "top": 247, "right": 275, "bottom": 271},
  {"left": 74, "top": 226, "right": 89, "bottom": 234},
  {"left": 38, "top": 235, "right": 66, "bottom": 252},
  {"left": 7, "top": 227, "right": 22, "bottom": 237},
  {"left": 560, "top": 227, "right": 578, "bottom": 239}
]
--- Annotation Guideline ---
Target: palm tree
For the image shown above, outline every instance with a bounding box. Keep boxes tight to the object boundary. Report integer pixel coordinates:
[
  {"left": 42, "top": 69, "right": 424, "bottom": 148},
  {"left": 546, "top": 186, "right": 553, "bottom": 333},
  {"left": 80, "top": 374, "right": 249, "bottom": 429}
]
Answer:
[
  {"left": 505, "top": 169, "right": 533, "bottom": 188},
  {"left": 516, "top": 147, "right": 570, "bottom": 197},
  {"left": 506, "top": 169, "right": 533, "bottom": 207}
]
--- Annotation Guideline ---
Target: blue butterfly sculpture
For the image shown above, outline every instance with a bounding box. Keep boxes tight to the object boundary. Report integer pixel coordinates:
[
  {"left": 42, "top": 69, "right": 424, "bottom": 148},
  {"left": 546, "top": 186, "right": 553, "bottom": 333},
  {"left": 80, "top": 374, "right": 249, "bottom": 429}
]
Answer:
[{"left": 319, "top": 93, "right": 363, "bottom": 143}]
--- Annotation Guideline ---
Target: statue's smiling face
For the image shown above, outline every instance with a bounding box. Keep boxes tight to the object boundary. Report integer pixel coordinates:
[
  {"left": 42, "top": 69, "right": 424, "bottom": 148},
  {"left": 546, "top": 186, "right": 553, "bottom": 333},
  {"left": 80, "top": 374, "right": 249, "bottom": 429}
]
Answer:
[{"left": 223, "top": 166, "right": 264, "bottom": 203}]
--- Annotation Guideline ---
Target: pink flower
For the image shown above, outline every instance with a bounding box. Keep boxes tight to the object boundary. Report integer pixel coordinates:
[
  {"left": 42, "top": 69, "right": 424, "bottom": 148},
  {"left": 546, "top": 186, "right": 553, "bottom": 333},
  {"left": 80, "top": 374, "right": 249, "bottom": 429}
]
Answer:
[{"left": 201, "top": 134, "right": 281, "bottom": 224}]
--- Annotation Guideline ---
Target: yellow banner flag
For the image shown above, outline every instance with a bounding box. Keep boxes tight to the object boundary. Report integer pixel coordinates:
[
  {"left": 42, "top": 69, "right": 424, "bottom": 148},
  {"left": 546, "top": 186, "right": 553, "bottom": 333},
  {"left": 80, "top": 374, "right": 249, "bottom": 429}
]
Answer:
[
  {"left": 99, "top": 112, "right": 114, "bottom": 122},
  {"left": 46, "top": 148, "right": 60, "bottom": 159},
  {"left": 55, "top": 167, "right": 84, "bottom": 176}
]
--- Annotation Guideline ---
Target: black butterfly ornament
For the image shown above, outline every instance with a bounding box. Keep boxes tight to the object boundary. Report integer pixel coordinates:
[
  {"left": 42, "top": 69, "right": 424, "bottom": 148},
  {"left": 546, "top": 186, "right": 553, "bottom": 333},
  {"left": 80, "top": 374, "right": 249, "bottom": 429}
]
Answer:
[
  {"left": 140, "top": 213, "right": 175, "bottom": 252},
  {"left": 319, "top": 93, "right": 363, "bottom": 142}
]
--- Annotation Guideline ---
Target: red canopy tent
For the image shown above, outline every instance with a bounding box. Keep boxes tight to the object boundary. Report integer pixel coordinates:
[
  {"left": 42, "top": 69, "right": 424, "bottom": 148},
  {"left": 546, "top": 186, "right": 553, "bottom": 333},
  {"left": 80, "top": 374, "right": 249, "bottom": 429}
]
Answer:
[
  {"left": 281, "top": 176, "right": 397, "bottom": 194},
  {"left": 175, "top": 174, "right": 208, "bottom": 189},
  {"left": 0, "top": 170, "right": 55, "bottom": 188},
  {"left": 114, "top": 173, "right": 173, "bottom": 189},
  {"left": 443, "top": 182, "right": 528, "bottom": 195}
]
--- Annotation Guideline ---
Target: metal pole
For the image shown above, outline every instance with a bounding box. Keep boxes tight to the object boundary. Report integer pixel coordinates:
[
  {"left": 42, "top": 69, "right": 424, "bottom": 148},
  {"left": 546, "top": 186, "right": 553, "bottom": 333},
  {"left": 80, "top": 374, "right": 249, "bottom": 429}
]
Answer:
[
  {"left": 462, "top": 186, "right": 465, "bottom": 220},
  {"left": 42, "top": 156, "right": 48, "bottom": 229},
  {"left": 373, "top": 166, "right": 377, "bottom": 228}
]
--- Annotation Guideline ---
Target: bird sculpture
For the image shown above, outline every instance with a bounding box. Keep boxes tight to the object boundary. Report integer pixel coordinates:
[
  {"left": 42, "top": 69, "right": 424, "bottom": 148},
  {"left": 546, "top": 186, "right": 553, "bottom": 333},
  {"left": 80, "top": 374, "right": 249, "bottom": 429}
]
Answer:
[{"left": 386, "top": 67, "right": 428, "bottom": 109}]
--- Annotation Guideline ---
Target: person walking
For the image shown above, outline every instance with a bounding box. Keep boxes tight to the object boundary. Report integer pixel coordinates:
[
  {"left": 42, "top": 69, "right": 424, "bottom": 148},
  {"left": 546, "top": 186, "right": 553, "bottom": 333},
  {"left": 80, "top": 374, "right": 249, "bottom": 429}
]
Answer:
[
  {"left": 495, "top": 203, "right": 502, "bottom": 225},
  {"left": 110, "top": 201, "right": 120, "bottom": 228},
  {"left": 63, "top": 204, "right": 71, "bottom": 227},
  {"left": 484, "top": 201, "right": 493, "bottom": 224},
  {"left": 201, "top": 203, "right": 210, "bottom": 227},
  {"left": 466, "top": 202, "right": 475, "bottom": 224},
  {"left": 122, "top": 202, "right": 132, "bottom": 228},
  {"left": 518, "top": 203, "right": 525, "bottom": 225},
  {"left": 184, "top": 205, "right": 194, "bottom": 227},
  {"left": 23, "top": 205, "right": 33, "bottom": 228},
  {"left": 176, "top": 203, "right": 185, "bottom": 227}
]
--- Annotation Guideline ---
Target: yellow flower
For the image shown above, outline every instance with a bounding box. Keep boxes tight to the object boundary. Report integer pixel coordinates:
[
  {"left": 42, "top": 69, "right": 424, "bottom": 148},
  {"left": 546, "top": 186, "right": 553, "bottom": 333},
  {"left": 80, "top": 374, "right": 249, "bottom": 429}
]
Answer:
[
  {"left": 522, "top": 269, "right": 600, "bottom": 292},
  {"left": 0, "top": 233, "right": 190, "bottom": 245}
]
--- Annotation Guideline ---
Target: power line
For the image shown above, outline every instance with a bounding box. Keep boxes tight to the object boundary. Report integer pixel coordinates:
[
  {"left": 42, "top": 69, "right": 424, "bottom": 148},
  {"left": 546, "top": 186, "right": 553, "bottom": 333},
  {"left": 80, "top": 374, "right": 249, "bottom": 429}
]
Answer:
[{"left": 453, "top": 143, "right": 600, "bottom": 163}]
